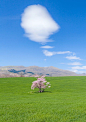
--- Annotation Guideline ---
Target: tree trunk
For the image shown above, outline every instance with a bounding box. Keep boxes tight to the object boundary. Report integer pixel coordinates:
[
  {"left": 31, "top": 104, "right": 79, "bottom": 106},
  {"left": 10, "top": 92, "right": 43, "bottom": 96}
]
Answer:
[
  {"left": 39, "top": 83, "right": 41, "bottom": 92},
  {"left": 42, "top": 88, "right": 44, "bottom": 92}
]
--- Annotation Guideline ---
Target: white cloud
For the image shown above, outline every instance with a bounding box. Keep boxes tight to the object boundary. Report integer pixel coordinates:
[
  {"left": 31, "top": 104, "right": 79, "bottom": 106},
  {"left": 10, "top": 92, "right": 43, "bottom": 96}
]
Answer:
[
  {"left": 72, "top": 66, "right": 86, "bottom": 70},
  {"left": 43, "top": 50, "right": 55, "bottom": 56},
  {"left": 21, "top": 5, "right": 60, "bottom": 43},
  {"left": 68, "top": 62, "right": 82, "bottom": 65},
  {"left": 66, "top": 56, "right": 81, "bottom": 60},
  {"left": 70, "top": 69, "right": 78, "bottom": 73},
  {"left": 69, "top": 65, "right": 86, "bottom": 74},
  {"left": 43, "top": 50, "right": 72, "bottom": 56},
  {"left": 41, "top": 45, "right": 54, "bottom": 49},
  {"left": 77, "top": 71, "right": 86, "bottom": 74},
  {"left": 70, "top": 69, "right": 86, "bottom": 74},
  {"left": 56, "top": 51, "right": 72, "bottom": 54}
]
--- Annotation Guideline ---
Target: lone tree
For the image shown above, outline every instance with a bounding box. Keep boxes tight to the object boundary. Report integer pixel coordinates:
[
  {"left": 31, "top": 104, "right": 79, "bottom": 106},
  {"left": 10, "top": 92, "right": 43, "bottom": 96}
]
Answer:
[{"left": 31, "top": 75, "right": 51, "bottom": 93}]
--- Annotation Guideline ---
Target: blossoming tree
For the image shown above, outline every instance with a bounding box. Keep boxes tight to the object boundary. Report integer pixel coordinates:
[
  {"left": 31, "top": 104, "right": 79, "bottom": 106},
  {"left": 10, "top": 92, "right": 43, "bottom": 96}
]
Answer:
[{"left": 31, "top": 75, "right": 51, "bottom": 92}]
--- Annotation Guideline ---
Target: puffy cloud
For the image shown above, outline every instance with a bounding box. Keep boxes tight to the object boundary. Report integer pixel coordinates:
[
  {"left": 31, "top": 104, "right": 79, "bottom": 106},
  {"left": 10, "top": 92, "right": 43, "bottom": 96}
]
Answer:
[
  {"left": 68, "top": 62, "right": 82, "bottom": 65},
  {"left": 21, "top": 5, "right": 59, "bottom": 43},
  {"left": 66, "top": 56, "right": 81, "bottom": 60},
  {"left": 43, "top": 50, "right": 72, "bottom": 56},
  {"left": 40, "top": 45, "right": 54, "bottom": 49},
  {"left": 43, "top": 50, "right": 55, "bottom": 56}
]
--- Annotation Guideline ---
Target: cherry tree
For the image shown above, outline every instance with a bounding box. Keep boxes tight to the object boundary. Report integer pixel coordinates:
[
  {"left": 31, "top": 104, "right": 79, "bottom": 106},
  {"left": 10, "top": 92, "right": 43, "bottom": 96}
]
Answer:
[{"left": 31, "top": 75, "right": 51, "bottom": 92}]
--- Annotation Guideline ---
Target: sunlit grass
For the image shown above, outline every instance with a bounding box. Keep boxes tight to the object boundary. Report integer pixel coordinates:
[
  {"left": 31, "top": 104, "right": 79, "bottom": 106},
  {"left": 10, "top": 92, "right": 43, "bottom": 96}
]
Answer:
[{"left": 0, "top": 76, "right": 86, "bottom": 122}]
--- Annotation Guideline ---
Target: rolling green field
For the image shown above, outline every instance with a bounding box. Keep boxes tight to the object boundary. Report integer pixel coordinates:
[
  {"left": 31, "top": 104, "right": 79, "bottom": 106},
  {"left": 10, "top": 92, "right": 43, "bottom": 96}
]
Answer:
[{"left": 0, "top": 76, "right": 86, "bottom": 122}]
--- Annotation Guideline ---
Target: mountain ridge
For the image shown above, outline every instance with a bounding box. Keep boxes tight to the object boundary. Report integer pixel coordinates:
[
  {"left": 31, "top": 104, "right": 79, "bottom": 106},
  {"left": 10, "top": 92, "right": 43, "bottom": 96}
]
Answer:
[{"left": 0, "top": 66, "right": 79, "bottom": 77}]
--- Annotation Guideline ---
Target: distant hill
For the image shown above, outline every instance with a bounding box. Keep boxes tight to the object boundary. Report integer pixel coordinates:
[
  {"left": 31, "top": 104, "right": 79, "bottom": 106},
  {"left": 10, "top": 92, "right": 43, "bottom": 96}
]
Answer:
[{"left": 0, "top": 66, "right": 78, "bottom": 78}]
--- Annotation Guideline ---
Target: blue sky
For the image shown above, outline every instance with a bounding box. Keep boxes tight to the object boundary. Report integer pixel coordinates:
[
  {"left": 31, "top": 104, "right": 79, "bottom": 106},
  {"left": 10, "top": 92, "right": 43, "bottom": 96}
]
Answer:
[{"left": 0, "top": 0, "right": 86, "bottom": 73}]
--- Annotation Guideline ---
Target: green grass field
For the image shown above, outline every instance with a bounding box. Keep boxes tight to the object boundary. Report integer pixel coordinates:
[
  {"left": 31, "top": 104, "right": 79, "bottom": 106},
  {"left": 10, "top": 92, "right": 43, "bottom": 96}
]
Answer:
[{"left": 0, "top": 76, "right": 86, "bottom": 122}]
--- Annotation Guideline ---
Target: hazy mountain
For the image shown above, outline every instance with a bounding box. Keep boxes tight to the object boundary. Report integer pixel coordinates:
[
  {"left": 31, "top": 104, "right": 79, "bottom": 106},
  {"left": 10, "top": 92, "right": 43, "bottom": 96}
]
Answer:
[{"left": 0, "top": 66, "right": 78, "bottom": 77}]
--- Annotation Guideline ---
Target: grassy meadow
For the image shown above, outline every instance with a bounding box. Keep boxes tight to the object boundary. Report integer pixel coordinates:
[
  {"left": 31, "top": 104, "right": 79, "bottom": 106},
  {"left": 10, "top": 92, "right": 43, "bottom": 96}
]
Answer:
[{"left": 0, "top": 76, "right": 86, "bottom": 122}]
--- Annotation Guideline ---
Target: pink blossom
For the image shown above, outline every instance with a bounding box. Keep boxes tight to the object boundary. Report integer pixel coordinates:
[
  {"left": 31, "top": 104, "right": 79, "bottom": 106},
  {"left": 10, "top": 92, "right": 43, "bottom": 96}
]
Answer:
[
  {"left": 31, "top": 75, "right": 51, "bottom": 92},
  {"left": 41, "top": 75, "right": 45, "bottom": 78}
]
